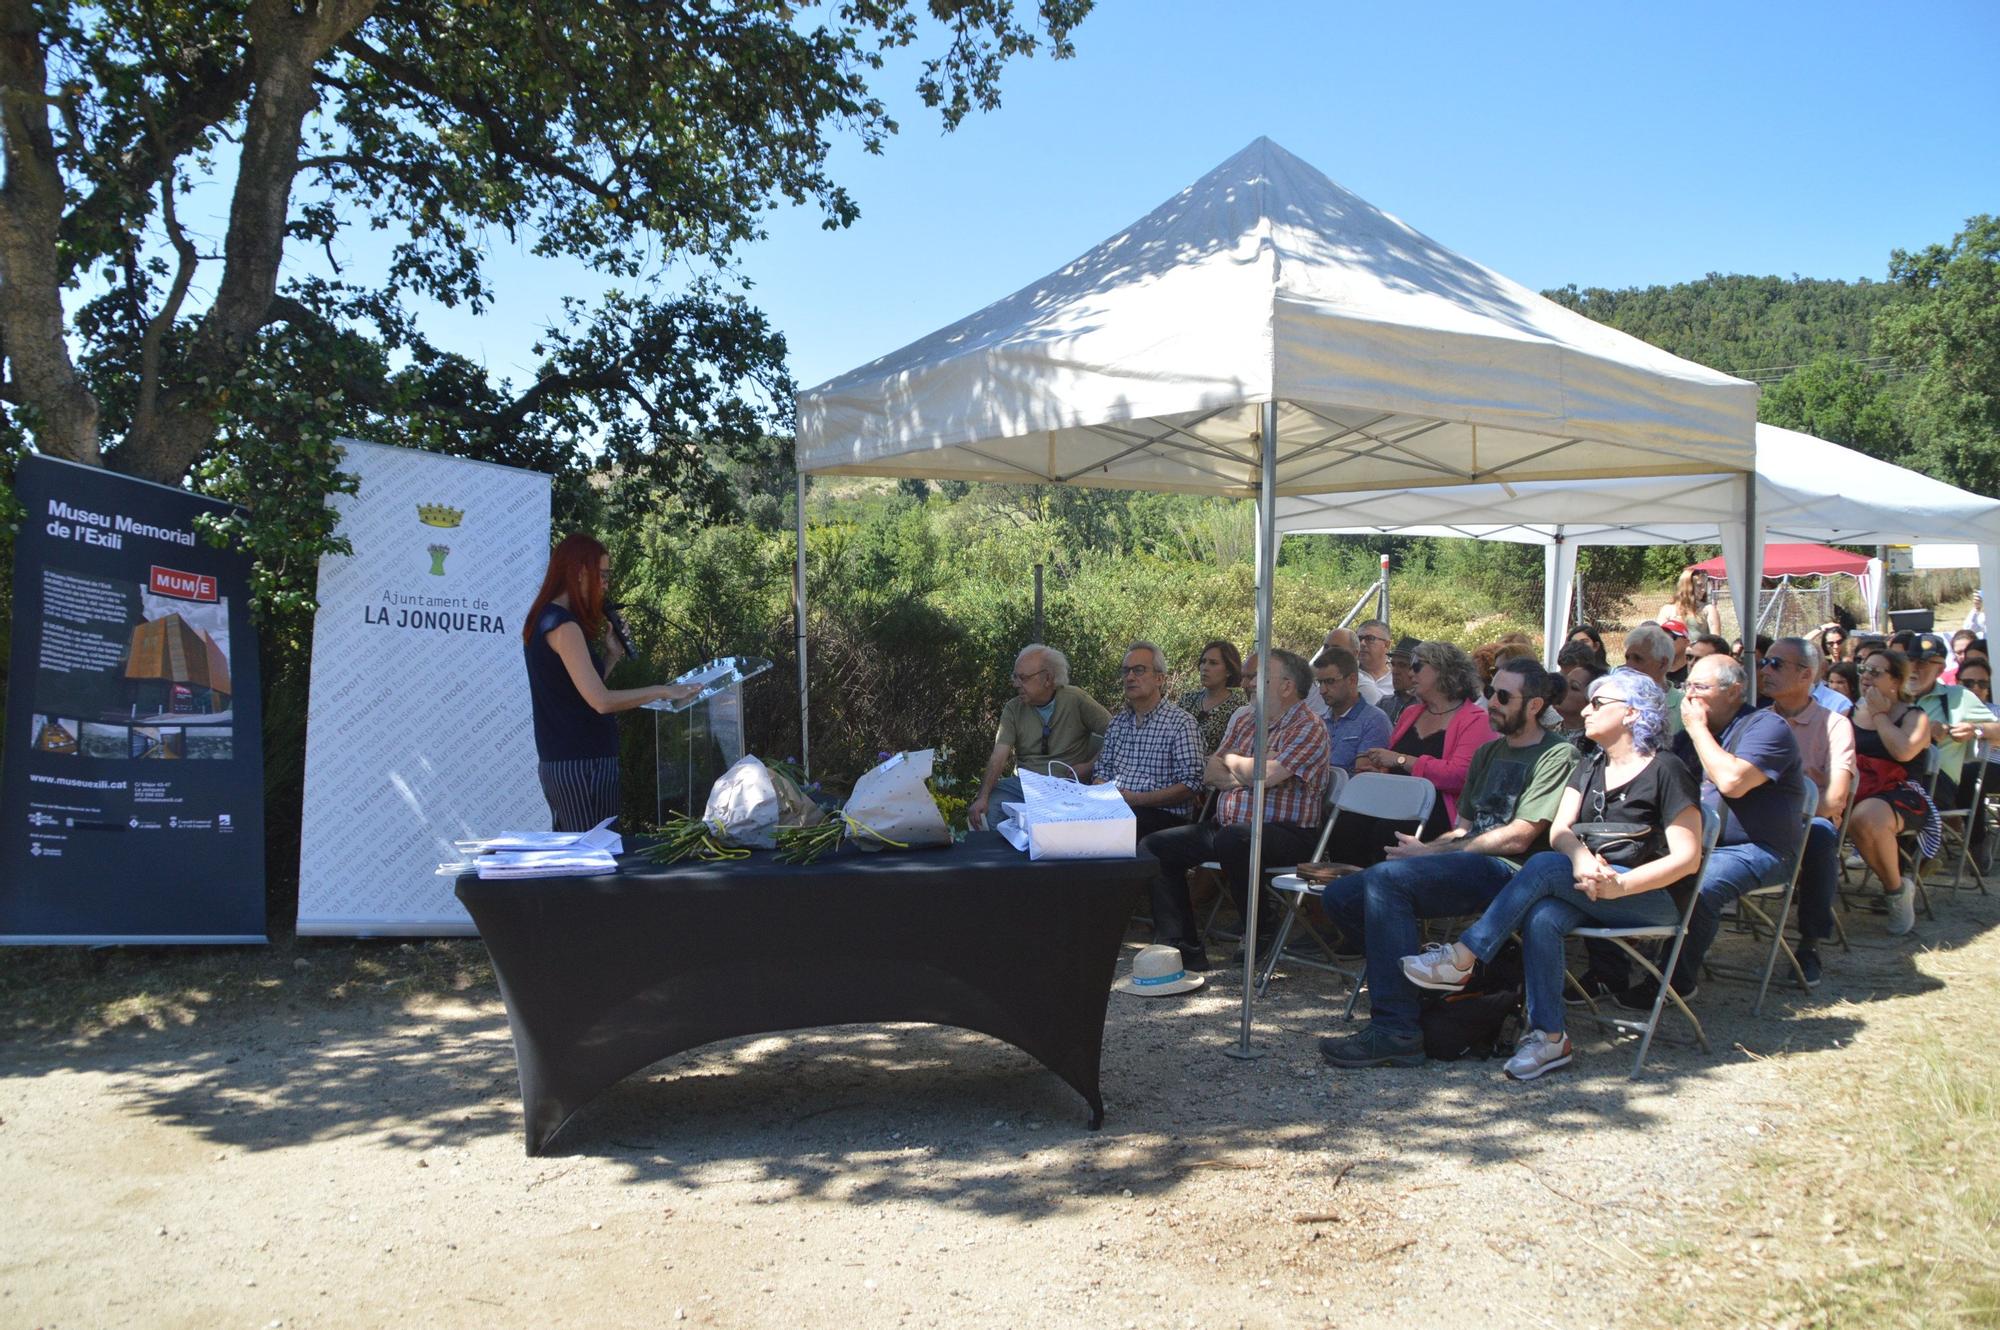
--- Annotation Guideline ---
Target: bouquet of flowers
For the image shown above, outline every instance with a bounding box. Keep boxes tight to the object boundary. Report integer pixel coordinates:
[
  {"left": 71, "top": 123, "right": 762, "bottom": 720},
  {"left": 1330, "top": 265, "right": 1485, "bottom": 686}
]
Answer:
[{"left": 775, "top": 749, "right": 951, "bottom": 864}]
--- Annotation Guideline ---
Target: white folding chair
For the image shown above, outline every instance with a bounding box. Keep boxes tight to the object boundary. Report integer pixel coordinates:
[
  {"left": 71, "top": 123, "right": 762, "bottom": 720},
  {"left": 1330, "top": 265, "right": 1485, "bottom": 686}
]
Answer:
[
  {"left": 1255, "top": 772, "right": 1437, "bottom": 1000},
  {"left": 1568, "top": 804, "right": 1724, "bottom": 1077},
  {"left": 1937, "top": 737, "right": 1990, "bottom": 896},
  {"left": 1199, "top": 767, "right": 1352, "bottom": 947},
  {"left": 1701, "top": 778, "right": 1819, "bottom": 1016}
]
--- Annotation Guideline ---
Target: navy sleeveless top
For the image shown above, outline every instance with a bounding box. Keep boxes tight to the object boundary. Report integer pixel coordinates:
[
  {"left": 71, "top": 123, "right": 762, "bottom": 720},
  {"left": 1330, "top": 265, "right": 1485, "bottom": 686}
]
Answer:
[{"left": 525, "top": 604, "right": 620, "bottom": 761}]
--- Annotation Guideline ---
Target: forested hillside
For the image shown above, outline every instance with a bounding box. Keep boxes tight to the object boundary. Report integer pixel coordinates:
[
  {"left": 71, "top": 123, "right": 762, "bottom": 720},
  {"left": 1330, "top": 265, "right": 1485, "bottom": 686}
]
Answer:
[{"left": 1545, "top": 273, "right": 1899, "bottom": 377}]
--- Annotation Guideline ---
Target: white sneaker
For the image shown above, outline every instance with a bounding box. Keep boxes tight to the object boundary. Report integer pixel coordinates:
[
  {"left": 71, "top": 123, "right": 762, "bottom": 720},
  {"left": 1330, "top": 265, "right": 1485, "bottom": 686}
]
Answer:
[
  {"left": 1885, "top": 877, "right": 1918, "bottom": 936},
  {"left": 1399, "top": 943, "right": 1473, "bottom": 992},
  {"left": 1843, "top": 849, "right": 1864, "bottom": 871},
  {"left": 1504, "top": 1030, "right": 1572, "bottom": 1081}
]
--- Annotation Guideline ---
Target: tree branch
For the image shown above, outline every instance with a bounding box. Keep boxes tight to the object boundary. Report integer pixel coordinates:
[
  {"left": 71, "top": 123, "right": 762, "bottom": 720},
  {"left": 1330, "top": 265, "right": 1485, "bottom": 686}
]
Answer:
[{"left": 131, "top": 177, "right": 200, "bottom": 442}]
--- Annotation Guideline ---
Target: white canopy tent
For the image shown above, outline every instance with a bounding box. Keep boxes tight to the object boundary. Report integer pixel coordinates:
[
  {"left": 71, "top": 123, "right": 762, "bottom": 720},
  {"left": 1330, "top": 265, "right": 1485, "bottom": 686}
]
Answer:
[
  {"left": 1274, "top": 423, "right": 2000, "bottom": 656},
  {"left": 793, "top": 136, "right": 1758, "bottom": 1051}
]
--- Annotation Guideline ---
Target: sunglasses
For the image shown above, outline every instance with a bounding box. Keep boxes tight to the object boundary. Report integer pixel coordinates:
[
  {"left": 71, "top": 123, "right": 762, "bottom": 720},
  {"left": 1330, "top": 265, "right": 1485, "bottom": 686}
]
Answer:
[
  {"left": 1860, "top": 665, "right": 1893, "bottom": 678},
  {"left": 1582, "top": 695, "right": 1628, "bottom": 712},
  {"left": 1757, "top": 655, "right": 1804, "bottom": 672},
  {"left": 1486, "top": 688, "right": 1517, "bottom": 706}
]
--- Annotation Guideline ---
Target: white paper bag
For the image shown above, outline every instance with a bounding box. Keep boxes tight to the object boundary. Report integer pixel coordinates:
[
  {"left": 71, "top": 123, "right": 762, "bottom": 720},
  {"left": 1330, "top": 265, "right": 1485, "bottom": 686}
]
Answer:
[
  {"left": 1014, "top": 768, "right": 1137, "bottom": 860},
  {"left": 843, "top": 749, "right": 952, "bottom": 852},
  {"left": 704, "top": 755, "right": 783, "bottom": 848}
]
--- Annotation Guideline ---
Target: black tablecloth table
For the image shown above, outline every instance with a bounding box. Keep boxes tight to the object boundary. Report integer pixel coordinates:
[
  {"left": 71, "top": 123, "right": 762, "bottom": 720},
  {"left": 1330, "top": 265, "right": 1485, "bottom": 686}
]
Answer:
[{"left": 455, "top": 831, "right": 1154, "bottom": 1154}]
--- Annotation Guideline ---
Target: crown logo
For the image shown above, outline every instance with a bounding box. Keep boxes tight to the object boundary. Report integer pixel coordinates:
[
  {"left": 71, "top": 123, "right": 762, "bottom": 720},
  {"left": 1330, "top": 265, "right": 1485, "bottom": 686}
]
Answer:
[{"left": 418, "top": 503, "right": 463, "bottom": 528}]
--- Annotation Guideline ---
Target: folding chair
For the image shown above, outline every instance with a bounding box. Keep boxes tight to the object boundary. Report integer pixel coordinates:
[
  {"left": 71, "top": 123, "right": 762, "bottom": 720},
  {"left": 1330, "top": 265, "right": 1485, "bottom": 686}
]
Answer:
[
  {"left": 1568, "top": 804, "right": 1724, "bottom": 1077},
  {"left": 1199, "top": 767, "right": 1351, "bottom": 947},
  {"left": 1701, "top": 778, "right": 1818, "bottom": 1016},
  {"left": 1255, "top": 772, "right": 1436, "bottom": 1001},
  {"left": 1936, "top": 737, "right": 1990, "bottom": 896}
]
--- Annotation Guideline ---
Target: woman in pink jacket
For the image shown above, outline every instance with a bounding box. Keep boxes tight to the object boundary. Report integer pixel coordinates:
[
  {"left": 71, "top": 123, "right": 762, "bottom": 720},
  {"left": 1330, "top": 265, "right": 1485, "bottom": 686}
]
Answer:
[{"left": 1356, "top": 640, "right": 1497, "bottom": 832}]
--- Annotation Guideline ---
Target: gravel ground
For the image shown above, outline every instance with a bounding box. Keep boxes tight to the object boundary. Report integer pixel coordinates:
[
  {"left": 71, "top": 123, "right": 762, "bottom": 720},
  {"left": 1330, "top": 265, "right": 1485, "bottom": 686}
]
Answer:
[{"left": 4, "top": 882, "right": 1987, "bottom": 1330}]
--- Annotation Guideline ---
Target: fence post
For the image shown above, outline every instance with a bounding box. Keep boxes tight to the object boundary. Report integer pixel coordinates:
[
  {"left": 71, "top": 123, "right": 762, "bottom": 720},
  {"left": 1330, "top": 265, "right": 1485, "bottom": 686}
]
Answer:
[{"left": 1033, "top": 563, "right": 1044, "bottom": 644}]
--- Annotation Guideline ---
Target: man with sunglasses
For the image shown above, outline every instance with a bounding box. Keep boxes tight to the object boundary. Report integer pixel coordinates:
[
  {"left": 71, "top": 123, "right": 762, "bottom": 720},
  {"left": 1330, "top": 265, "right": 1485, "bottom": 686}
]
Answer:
[
  {"left": 1955, "top": 657, "right": 1998, "bottom": 874},
  {"left": 1319, "top": 661, "right": 1578, "bottom": 1068},
  {"left": 1623, "top": 654, "right": 1806, "bottom": 1009},
  {"left": 967, "top": 644, "right": 1111, "bottom": 831},
  {"left": 1755, "top": 637, "right": 1857, "bottom": 984},
  {"left": 1907, "top": 633, "right": 2000, "bottom": 874}
]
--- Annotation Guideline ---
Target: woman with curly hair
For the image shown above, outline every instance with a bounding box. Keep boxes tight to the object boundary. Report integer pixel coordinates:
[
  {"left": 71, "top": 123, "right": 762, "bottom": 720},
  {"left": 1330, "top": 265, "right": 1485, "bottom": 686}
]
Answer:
[
  {"left": 1355, "top": 640, "right": 1497, "bottom": 833},
  {"left": 1398, "top": 668, "right": 1704, "bottom": 1080},
  {"left": 1658, "top": 566, "right": 1725, "bottom": 637}
]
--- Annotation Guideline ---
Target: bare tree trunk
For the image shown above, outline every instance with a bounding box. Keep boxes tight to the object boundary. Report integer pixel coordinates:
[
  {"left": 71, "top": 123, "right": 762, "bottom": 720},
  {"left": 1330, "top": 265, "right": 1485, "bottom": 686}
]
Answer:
[{"left": 0, "top": 0, "right": 101, "bottom": 462}]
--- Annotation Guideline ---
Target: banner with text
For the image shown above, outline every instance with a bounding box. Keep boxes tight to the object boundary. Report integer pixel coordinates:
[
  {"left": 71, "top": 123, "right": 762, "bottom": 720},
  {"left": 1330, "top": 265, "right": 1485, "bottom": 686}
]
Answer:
[
  {"left": 297, "top": 439, "right": 550, "bottom": 935},
  {"left": 2, "top": 454, "right": 265, "bottom": 943}
]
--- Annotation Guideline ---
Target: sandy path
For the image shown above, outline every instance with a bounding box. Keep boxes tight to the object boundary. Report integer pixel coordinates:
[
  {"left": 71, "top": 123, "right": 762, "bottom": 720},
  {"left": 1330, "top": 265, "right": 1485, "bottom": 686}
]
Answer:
[{"left": 4, "top": 885, "right": 1986, "bottom": 1330}]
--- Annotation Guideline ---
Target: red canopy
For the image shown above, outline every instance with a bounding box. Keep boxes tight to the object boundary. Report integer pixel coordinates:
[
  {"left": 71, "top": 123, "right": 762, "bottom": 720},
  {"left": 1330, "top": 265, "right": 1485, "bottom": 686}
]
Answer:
[{"left": 1694, "top": 543, "right": 1871, "bottom": 579}]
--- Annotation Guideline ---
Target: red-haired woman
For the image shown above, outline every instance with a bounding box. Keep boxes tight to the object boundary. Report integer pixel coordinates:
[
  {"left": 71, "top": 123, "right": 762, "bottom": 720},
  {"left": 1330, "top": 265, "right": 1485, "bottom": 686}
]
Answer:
[{"left": 523, "top": 534, "right": 694, "bottom": 830}]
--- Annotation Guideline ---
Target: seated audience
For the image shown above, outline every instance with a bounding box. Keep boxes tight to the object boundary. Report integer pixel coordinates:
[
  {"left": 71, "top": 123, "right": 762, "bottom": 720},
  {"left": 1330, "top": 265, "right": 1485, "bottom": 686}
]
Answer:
[
  {"left": 1823, "top": 661, "right": 1862, "bottom": 706},
  {"left": 1315, "top": 647, "right": 1392, "bottom": 774},
  {"left": 1757, "top": 637, "right": 1856, "bottom": 984},
  {"left": 1943, "top": 628, "right": 1980, "bottom": 684},
  {"left": 1354, "top": 640, "right": 1497, "bottom": 840},
  {"left": 1689, "top": 633, "right": 1732, "bottom": 664},
  {"left": 1634, "top": 653, "right": 1807, "bottom": 1007},
  {"left": 1472, "top": 634, "right": 1535, "bottom": 690},
  {"left": 1555, "top": 649, "right": 1607, "bottom": 743},
  {"left": 1353, "top": 619, "right": 1395, "bottom": 707},
  {"left": 1385, "top": 637, "right": 1420, "bottom": 721},
  {"left": 1621, "top": 623, "right": 1686, "bottom": 737},
  {"left": 1180, "top": 639, "right": 1249, "bottom": 755},
  {"left": 1141, "top": 650, "right": 1331, "bottom": 970},
  {"left": 1567, "top": 623, "right": 1609, "bottom": 668},
  {"left": 1815, "top": 622, "right": 1849, "bottom": 669},
  {"left": 1317, "top": 661, "right": 1581, "bottom": 1069},
  {"left": 1660, "top": 619, "right": 1692, "bottom": 686},
  {"left": 1838, "top": 646, "right": 1933, "bottom": 936},
  {"left": 1907, "top": 632, "right": 1999, "bottom": 873},
  {"left": 967, "top": 644, "right": 1110, "bottom": 830},
  {"left": 1092, "top": 642, "right": 1204, "bottom": 840},
  {"left": 1395, "top": 669, "right": 1702, "bottom": 1080},
  {"left": 1956, "top": 656, "right": 1999, "bottom": 872}
]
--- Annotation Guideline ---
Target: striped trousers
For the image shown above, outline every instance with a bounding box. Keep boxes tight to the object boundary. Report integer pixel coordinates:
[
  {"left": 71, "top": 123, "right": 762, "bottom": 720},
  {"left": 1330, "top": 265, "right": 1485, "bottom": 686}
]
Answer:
[{"left": 538, "top": 756, "right": 622, "bottom": 832}]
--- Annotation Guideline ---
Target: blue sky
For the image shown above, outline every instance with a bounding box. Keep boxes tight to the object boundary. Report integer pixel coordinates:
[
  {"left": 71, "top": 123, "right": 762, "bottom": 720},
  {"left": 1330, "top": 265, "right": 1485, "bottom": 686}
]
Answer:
[{"left": 317, "top": 0, "right": 2000, "bottom": 398}]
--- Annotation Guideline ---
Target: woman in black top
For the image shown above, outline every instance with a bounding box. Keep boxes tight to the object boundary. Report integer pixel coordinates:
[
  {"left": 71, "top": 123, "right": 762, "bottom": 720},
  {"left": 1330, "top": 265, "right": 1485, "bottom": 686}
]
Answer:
[
  {"left": 523, "top": 534, "right": 694, "bottom": 830},
  {"left": 1397, "top": 668, "right": 1704, "bottom": 1080}
]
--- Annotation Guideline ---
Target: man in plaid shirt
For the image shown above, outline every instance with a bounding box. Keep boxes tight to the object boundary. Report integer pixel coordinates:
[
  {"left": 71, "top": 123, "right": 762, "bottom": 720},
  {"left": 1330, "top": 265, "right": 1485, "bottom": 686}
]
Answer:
[
  {"left": 1141, "top": 649, "right": 1332, "bottom": 971},
  {"left": 1092, "top": 642, "right": 1205, "bottom": 840}
]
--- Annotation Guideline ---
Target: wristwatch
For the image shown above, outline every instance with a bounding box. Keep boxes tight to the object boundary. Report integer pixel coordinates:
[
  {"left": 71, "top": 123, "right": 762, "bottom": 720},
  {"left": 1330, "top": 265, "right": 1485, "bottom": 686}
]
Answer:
[{"left": 1399, "top": 753, "right": 1411, "bottom": 771}]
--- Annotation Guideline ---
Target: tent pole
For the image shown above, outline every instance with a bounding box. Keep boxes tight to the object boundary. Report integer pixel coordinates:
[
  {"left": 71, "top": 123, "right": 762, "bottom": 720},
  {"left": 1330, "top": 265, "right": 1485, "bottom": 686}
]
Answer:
[
  {"left": 795, "top": 469, "right": 810, "bottom": 779},
  {"left": 1230, "top": 399, "right": 1279, "bottom": 1061},
  {"left": 1743, "top": 472, "right": 1759, "bottom": 706}
]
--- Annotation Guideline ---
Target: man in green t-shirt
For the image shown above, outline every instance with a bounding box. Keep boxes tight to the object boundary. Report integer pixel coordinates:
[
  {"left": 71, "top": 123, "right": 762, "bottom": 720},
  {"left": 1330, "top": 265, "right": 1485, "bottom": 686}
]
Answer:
[
  {"left": 968, "top": 644, "right": 1112, "bottom": 830},
  {"left": 1318, "top": 660, "right": 1580, "bottom": 1068}
]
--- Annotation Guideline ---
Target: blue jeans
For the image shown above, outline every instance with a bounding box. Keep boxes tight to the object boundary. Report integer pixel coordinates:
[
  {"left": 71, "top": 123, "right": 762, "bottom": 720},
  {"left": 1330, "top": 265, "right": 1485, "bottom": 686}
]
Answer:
[
  {"left": 1319, "top": 853, "right": 1519, "bottom": 1041},
  {"left": 1795, "top": 818, "right": 1840, "bottom": 946},
  {"left": 1458, "top": 851, "right": 1680, "bottom": 1035},
  {"left": 1669, "top": 840, "right": 1791, "bottom": 993}
]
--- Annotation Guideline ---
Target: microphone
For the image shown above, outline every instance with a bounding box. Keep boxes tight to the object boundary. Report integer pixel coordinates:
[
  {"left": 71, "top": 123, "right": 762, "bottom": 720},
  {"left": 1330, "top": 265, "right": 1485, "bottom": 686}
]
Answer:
[{"left": 604, "top": 600, "right": 638, "bottom": 659}]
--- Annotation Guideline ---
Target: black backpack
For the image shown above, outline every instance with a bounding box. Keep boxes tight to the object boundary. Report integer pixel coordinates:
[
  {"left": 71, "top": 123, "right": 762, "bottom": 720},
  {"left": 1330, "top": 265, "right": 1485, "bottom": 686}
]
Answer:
[{"left": 1418, "top": 939, "right": 1524, "bottom": 1061}]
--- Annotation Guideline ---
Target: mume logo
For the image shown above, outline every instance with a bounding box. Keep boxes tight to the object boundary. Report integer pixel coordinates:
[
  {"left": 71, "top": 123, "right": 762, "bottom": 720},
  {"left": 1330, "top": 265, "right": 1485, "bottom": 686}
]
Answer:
[{"left": 419, "top": 503, "right": 462, "bottom": 576}]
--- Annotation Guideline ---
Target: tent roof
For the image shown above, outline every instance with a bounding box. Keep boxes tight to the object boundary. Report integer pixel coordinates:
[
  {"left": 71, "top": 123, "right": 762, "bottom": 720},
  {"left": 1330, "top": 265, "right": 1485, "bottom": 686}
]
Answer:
[
  {"left": 1274, "top": 424, "right": 2000, "bottom": 549},
  {"left": 796, "top": 137, "right": 1757, "bottom": 496},
  {"left": 1692, "top": 543, "right": 1870, "bottom": 578}
]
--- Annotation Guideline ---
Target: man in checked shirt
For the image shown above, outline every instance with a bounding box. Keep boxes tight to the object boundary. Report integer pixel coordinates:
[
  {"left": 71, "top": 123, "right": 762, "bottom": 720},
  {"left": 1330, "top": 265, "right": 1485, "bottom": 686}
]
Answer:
[
  {"left": 1092, "top": 642, "right": 1205, "bottom": 840},
  {"left": 1141, "top": 649, "right": 1332, "bottom": 971}
]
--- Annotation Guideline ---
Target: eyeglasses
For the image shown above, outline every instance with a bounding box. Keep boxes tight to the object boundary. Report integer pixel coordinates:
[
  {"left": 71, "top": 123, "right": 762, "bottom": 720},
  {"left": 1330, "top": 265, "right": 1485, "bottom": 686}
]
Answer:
[
  {"left": 1359, "top": 634, "right": 1390, "bottom": 646},
  {"left": 1316, "top": 674, "right": 1349, "bottom": 689},
  {"left": 1410, "top": 660, "right": 1431, "bottom": 673},
  {"left": 1860, "top": 665, "right": 1893, "bottom": 678},
  {"left": 1118, "top": 664, "right": 1156, "bottom": 676},
  {"left": 1685, "top": 681, "right": 1720, "bottom": 694},
  {"left": 1011, "top": 668, "right": 1050, "bottom": 684}
]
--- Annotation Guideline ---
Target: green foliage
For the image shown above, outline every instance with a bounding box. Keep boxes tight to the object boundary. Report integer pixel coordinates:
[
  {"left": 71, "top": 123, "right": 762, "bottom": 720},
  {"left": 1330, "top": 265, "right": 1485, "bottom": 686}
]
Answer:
[
  {"left": 1545, "top": 273, "right": 1899, "bottom": 373},
  {"left": 1874, "top": 215, "right": 2000, "bottom": 495},
  {"left": 1757, "top": 353, "right": 1909, "bottom": 459}
]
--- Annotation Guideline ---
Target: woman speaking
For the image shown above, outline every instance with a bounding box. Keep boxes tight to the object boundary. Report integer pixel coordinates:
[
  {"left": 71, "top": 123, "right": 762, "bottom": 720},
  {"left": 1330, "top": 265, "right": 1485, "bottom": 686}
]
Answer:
[{"left": 523, "top": 534, "right": 694, "bottom": 830}]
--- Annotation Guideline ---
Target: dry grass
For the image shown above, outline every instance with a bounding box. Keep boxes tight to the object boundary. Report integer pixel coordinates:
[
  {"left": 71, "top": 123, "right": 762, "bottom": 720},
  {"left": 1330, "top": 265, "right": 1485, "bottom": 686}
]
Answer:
[{"left": 1676, "top": 967, "right": 2000, "bottom": 1328}]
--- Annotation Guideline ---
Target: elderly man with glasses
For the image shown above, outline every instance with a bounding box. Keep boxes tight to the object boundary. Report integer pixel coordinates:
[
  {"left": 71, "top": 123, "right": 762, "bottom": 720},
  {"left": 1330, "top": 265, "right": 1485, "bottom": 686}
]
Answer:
[
  {"left": 1617, "top": 653, "right": 1808, "bottom": 1010},
  {"left": 1091, "top": 642, "right": 1204, "bottom": 840},
  {"left": 1756, "top": 637, "right": 1858, "bottom": 985},
  {"left": 1348, "top": 619, "right": 1395, "bottom": 708},
  {"left": 967, "top": 643, "right": 1112, "bottom": 831}
]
